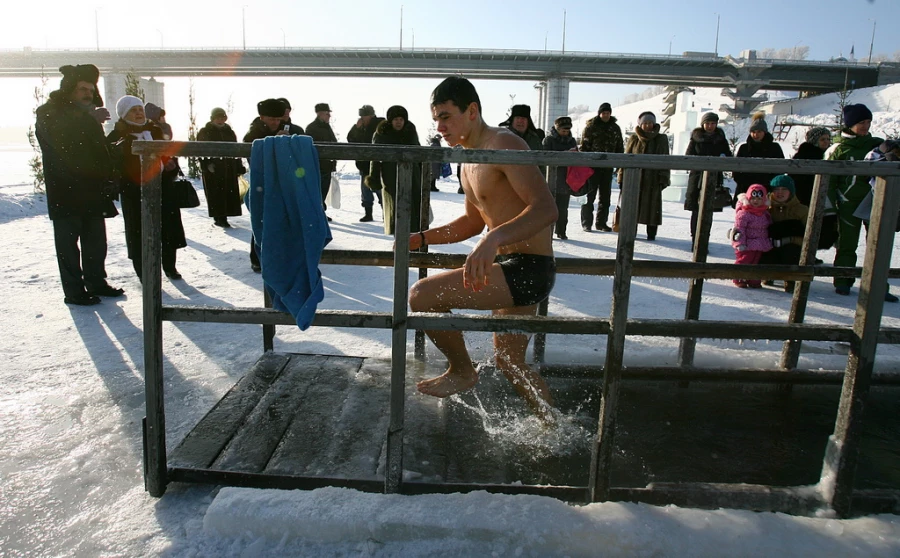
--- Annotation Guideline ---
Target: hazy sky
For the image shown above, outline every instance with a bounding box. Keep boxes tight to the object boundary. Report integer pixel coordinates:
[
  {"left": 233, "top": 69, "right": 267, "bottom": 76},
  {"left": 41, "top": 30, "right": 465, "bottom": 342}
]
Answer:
[{"left": 1, "top": 0, "right": 897, "bottom": 141}]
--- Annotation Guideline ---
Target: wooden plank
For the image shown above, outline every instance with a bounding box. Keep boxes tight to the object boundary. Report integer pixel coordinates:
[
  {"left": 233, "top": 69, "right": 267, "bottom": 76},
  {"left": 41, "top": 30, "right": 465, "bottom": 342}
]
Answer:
[
  {"left": 264, "top": 355, "right": 364, "bottom": 476},
  {"left": 611, "top": 483, "right": 823, "bottom": 515},
  {"left": 132, "top": 141, "right": 900, "bottom": 177},
  {"left": 168, "top": 352, "right": 292, "bottom": 469},
  {"left": 679, "top": 170, "right": 716, "bottom": 367},
  {"left": 140, "top": 154, "right": 166, "bottom": 497},
  {"left": 822, "top": 176, "right": 900, "bottom": 517},
  {"left": 162, "top": 306, "right": 393, "bottom": 328},
  {"left": 590, "top": 167, "right": 641, "bottom": 502},
  {"left": 212, "top": 354, "right": 328, "bottom": 473},
  {"left": 781, "top": 175, "right": 830, "bottom": 369}
]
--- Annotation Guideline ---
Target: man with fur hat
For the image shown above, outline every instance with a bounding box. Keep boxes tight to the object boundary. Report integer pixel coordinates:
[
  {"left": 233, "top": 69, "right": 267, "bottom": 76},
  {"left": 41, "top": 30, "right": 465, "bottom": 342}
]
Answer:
[
  {"left": 347, "top": 104, "right": 385, "bottom": 222},
  {"left": 243, "top": 98, "right": 291, "bottom": 271},
  {"left": 35, "top": 64, "right": 124, "bottom": 306},
  {"left": 542, "top": 115, "right": 578, "bottom": 240},
  {"left": 499, "top": 104, "right": 545, "bottom": 151},
  {"left": 826, "top": 103, "right": 897, "bottom": 300},
  {"left": 307, "top": 103, "right": 338, "bottom": 221},
  {"left": 579, "top": 102, "right": 624, "bottom": 232},
  {"left": 365, "top": 105, "right": 422, "bottom": 235}
]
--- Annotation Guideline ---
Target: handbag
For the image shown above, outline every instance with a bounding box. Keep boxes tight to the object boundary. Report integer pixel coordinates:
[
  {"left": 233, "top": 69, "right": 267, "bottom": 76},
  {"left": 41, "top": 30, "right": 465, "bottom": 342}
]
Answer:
[
  {"left": 167, "top": 178, "right": 200, "bottom": 209},
  {"left": 713, "top": 186, "right": 733, "bottom": 210},
  {"left": 612, "top": 206, "right": 621, "bottom": 232},
  {"left": 566, "top": 166, "right": 594, "bottom": 196}
]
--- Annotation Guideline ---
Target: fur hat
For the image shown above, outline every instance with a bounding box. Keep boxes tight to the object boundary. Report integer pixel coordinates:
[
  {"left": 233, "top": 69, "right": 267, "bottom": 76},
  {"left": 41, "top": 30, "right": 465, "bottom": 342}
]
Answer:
[
  {"left": 144, "top": 103, "right": 163, "bottom": 121},
  {"left": 554, "top": 116, "right": 573, "bottom": 129},
  {"left": 59, "top": 64, "right": 103, "bottom": 105},
  {"left": 386, "top": 105, "right": 409, "bottom": 122},
  {"left": 769, "top": 174, "right": 795, "bottom": 194},
  {"left": 638, "top": 111, "right": 656, "bottom": 124},
  {"left": 509, "top": 104, "right": 531, "bottom": 119},
  {"left": 598, "top": 102, "right": 612, "bottom": 114},
  {"left": 359, "top": 104, "right": 376, "bottom": 117},
  {"left": 700, "top": 111, "right": 719, "bottom": 125},
  {"left": 115, "top": 95, "right": 144, "bottom": 121},
  {"left": 805, "top": 126, "right": 831, "bottom": 144},
  {"left": 276, "top": 98, "right": 291, "bottom": 111},
  {"left": 749, "top": 112, "right": 768, "bottom": 133},
  {"left": 843, "top": 103, "right": 873, "bottom": 129},
  {"left": 315, "top": 103, "right": 331, "bottom": 113},
  {"left": 210, "top": 107, "right": 227, "bottom": 120},
  {"left": 257, "top": 98, "right": 286, "bottom": 117}
]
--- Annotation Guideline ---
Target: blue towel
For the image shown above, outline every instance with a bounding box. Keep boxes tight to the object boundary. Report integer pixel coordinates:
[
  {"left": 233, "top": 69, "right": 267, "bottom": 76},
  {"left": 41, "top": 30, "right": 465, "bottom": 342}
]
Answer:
[{"left": 249, "top": 135, "right": 332, "bottom": 330}]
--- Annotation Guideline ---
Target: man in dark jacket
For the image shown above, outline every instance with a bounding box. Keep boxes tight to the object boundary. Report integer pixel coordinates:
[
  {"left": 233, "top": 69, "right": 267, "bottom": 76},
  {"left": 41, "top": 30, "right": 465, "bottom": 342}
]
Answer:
[
  {"left": 579, "top": 102, "right": 624, "bottom": 232},
  {"left": 307, "top": 103, "right": 338, "bottom": 221},
  {"left": 347, "top": 104, "right": 385, "bottom": 222},
  {"left": 243, "top": 98, "right": 291, "bottom": 272},
  {"left": 499, "top": 104, "right": 545, "bottom": 151},
  {"left": 35, "top": 64, "right": 124, "bottom": 306},
  {"left": 542, "top": 116, "right": 578, "bottom": 239}
]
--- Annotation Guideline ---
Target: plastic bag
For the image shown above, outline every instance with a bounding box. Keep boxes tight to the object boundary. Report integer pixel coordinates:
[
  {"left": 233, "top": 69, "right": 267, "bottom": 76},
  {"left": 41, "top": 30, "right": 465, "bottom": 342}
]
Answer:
[
  {"left": 440, "top": 162, "right": 452, "bottom": 178},
  {"left": 566, "top": 166, "right": 594, "bottom": 196},
  {"left": 325, "top": 174, "right": 341, "bottom": 209},
  {"left": 238, "top": 175, "right": 250, "bottom": 199}
]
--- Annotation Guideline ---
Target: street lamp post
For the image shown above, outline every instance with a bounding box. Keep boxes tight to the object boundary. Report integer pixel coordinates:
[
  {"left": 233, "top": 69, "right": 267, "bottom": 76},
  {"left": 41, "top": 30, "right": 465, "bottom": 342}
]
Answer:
[
  {"left": 156, "top": 29, "right": 163, "bottom": 49},
  {"left": 867, "top": 19, "right": 877, "bottom": 65},
  {"left": 94, "top": 8, "right": 100, "bottom": 51},
  {"left": 669, "top": 35, "right": 675, "bottom": 56},
  {"left": 280, "top": 28, "right": 285, "bottom": 48},
  {"left": 242, "top": 6, "right": 247, "bottom": 50},
  {"left": 714, "top": 13, "right": 720, "bottom": 56}
]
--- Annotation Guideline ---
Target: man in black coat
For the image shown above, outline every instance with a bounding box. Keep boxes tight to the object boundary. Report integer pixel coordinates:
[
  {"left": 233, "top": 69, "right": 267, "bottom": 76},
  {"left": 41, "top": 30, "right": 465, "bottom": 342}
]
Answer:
[
  {"left": 35, "top": 64, "right": 124, "bottom": 306},
  {"left": 307, "top": 103, "right": 338, "bottom": 221},
  {"left": 347, "top": 104, "right": 385, "bottom": 222}
]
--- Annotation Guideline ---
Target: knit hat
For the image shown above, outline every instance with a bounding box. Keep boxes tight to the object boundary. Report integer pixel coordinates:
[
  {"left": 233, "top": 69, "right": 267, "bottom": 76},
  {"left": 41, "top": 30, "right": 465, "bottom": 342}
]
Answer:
[
  {"left": 359, "top": 104, "right": 376, "bottom": 117},
  {"left": 805, "top": 126, "right": 831, "bottom": 144},
  {"left": 144, "top": 103, "right": 163, "bottom": 121},
  {"left": 554, "top": 116, "right": 573, "bottom": 129},
  {"left": 769, "top": 174, "right": 795, "bottom": 195},
  {"left": 59, "top": 64, "right": 103, "bottom": 106},
  {"left": 276, "top": 98, "right": 291, "bottom": 111},
  {"left": 115, "top": 95, "right": 144, "bottom": 121},
  {"left": 315, "top": 102, "right": 331, "bottom": 113},
  {"left": 257, "top": 98, "right": 286, "bottom": 117},
  {"left": 747, "top": 184, "right": 768, "bottom": 199},
  {"left": 598, "top": 102, "right": 612, "bottom": 114},
  {"left": 700, "top": 111, "right": 719, "bottom": 125},
  {"left": 638, "top": 111, "right": 656, "bottom": 124},
  {"left": 210, "top": 107, "right": 227, "bottom": 120},
  {"left": 749, "top": 113, "right": 768, "bottom": 133},
  {"left": 843, "top": 103, "right": 873, "bottom": 129},
  {"left": 386, "top": 105, "right": 409, "bottom": 122}
]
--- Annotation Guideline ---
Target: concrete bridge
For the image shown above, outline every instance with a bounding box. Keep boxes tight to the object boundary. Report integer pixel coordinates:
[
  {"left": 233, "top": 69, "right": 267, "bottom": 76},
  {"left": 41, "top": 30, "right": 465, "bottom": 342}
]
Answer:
[{"left": 3, "top": 47, "right": 898, "bottom": 128}]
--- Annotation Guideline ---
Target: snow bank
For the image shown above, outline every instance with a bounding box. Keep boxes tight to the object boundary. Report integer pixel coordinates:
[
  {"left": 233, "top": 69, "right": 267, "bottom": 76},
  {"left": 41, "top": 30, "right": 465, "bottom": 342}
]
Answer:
[{"left": 202, "top": 487, "right": 900, "bottom": 557}]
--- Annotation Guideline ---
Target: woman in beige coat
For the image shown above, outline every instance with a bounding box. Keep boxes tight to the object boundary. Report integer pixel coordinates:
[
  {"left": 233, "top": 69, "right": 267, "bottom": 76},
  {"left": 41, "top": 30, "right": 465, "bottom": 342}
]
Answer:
[{"left": 617, "top": 111, "right": 670, "bottom": 240}]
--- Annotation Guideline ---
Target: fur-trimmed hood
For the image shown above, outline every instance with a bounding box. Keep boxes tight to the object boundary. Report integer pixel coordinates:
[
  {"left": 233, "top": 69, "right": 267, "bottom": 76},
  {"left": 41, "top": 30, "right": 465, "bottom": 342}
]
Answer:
[{"left": 373, "top": 119, "right": 419, "bottom": 145}]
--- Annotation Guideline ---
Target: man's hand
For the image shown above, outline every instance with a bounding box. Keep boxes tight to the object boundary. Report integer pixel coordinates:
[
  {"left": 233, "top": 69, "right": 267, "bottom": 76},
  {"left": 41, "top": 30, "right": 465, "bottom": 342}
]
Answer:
[
  {"left": 463, "top": 235, "right": 500, "bottom": 292},
  {"left": 408, "top": 232, "right": 424, "bottom": 251},
  {"left": 355, "top": 118, "right": 364, "bottom": 129},
  {"left": 90, "top": 107, "right": 111, "bottom": 124},
  {"left": 276, "top": 130, "right": 290, "bottom": 136}
]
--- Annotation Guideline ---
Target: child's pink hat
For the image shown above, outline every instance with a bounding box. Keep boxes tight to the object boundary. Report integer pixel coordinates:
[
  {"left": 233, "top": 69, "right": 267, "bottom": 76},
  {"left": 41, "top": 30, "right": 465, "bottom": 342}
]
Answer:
[{"left": 747, "top": 184, "right": 768, "bottom": 198}]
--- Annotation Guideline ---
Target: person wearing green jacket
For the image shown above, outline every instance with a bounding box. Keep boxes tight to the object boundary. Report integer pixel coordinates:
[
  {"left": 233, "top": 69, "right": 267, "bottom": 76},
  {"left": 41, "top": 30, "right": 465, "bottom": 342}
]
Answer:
[{"left": 827, "top": 103, "right": 896, "bottom": 301}]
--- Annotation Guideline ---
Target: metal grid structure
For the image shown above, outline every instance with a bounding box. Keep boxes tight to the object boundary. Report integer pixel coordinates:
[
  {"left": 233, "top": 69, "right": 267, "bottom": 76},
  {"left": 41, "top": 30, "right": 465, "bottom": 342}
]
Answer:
[{"left": 132, "top": 141, "right": 900, "bottom": 517}]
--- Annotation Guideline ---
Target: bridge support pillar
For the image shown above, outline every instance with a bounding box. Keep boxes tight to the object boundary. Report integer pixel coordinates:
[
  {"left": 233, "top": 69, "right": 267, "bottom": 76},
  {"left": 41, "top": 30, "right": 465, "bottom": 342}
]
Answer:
[
  {"left": 537, "top": 77, "right": 569, "bottom": 132},
  {"left": 102, "top": 73, "right": 165, "bottom": 133},
  {"left": 720, "top": 60, "right": 770, "bottom": 119}
]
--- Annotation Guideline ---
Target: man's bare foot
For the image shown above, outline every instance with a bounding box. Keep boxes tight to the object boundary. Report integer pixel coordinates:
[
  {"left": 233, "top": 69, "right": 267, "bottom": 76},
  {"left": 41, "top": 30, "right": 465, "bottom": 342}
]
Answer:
[
  {"left": 417, "top": 366, "right": 479, "bottom": 397},
  {"left": 507, "top": 368, "right": 556, "bottom": 423}
]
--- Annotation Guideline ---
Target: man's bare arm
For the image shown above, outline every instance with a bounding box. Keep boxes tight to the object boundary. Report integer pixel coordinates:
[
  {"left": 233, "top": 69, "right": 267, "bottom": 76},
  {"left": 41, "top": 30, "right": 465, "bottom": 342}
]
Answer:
[{"left": 409, "top": 198, "right": 485, "bottom": 250}]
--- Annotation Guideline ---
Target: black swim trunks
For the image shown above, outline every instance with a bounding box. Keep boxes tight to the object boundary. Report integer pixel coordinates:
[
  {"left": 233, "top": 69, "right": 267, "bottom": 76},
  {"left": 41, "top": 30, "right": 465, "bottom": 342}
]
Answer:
[{"left": 494, "top": 253, "right": 557, "bottom": 307}]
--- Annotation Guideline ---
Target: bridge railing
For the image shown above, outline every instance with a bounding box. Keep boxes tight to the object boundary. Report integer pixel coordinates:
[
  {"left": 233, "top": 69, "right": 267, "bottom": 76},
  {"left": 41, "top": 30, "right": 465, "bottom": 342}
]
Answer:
[{"left": 132, "top": 140, "right": 900, "bottom": 517}]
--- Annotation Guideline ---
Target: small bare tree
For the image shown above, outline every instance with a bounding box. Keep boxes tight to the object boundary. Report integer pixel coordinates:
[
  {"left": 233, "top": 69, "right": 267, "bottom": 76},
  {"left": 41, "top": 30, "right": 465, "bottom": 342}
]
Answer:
[
  {"left": 124, "top": 69, "right": 144, "bottom": 100},
  {"left": 834, "top": 69, "right": 854, "bottom": 129},
  {"left": 226, "top": 93, "right": 235, "bottom": 116},
  {"left": 26, "top": 69, "right": 49, "bottom": 193},
  {"left": 187, "top": 79, "right": 200, "bottom": 178},
  {"left": 724, "top": 119, "right": 743, "bottom": 153}
]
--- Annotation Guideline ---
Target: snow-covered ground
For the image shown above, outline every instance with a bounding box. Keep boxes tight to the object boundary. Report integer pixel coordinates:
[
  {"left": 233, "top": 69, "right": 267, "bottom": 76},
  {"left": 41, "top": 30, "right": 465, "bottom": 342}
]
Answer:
[{"left": 1, "top": 166, "right": 899, "bottom": 555}]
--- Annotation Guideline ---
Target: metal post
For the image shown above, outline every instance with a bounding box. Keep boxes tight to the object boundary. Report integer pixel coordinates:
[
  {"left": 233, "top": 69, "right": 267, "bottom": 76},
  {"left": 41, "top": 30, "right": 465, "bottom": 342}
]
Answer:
[
  {"left": 714, "top": 14, "right": 720, "bottom": 56},
  {"left": 589, "top": 167, "right": 640, "bottom": 502},
  {"left": 867, "top": 20, "right": 876, "bottom": 65},
  {"left": 385, "top": 162, "right": 413, "bottom": 494},
  {"left": 414, "top": 162, "right": 431, "bottom": 361},
  {"left": 140, "top": 153, "right": 167, "bottom": 497},
  {"left": 820, "top": 176, "right": 900, "bottom": 517},
  {"left": 242, "top": 6, "right": 247, "bottom": 50}
]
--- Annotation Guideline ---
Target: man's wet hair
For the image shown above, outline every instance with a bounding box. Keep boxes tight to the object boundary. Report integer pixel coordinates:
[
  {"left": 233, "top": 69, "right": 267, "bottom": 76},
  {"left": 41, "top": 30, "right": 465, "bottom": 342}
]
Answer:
[{"left": 431, "top": 76, "right": 482, "bottom": 114}]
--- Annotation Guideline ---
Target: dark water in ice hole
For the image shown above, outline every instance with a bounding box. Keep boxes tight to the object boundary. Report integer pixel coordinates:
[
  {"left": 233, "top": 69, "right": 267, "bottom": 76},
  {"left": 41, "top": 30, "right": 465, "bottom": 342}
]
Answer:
[{"left": 435, "top": 375, "right": 900, "bottom": 491}]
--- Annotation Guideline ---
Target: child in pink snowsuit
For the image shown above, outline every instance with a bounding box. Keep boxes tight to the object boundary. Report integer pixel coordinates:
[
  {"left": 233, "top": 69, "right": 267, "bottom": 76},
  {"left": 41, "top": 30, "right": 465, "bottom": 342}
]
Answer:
[{"left": 732, "top": 184, "right": 773, "bottom": 288}]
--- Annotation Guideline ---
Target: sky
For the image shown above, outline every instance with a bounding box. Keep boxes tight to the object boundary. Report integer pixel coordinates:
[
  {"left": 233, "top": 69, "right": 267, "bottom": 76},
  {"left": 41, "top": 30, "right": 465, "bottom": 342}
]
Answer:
[{"left": 1, "top": 0, "right": 899, "bottom": 142}]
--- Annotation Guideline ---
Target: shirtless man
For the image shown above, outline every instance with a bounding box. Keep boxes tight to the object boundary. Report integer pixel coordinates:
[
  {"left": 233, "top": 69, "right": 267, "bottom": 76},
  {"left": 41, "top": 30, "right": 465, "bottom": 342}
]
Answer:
[{"left": 408, "top": 76, "right": 558, "bottom": 416}]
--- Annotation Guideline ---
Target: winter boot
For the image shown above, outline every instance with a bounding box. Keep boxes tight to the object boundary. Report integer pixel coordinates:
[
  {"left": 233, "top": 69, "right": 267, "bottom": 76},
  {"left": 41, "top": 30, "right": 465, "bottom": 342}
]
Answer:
[{"left": 359, "top": 209, "right": 374, "bottom": 222}]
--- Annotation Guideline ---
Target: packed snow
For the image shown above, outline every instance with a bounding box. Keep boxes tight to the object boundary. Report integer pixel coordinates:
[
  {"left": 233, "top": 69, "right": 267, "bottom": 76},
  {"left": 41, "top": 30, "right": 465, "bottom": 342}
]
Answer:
[{"left": 2, "top": 84, "right": 900, "bottom": 556}]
